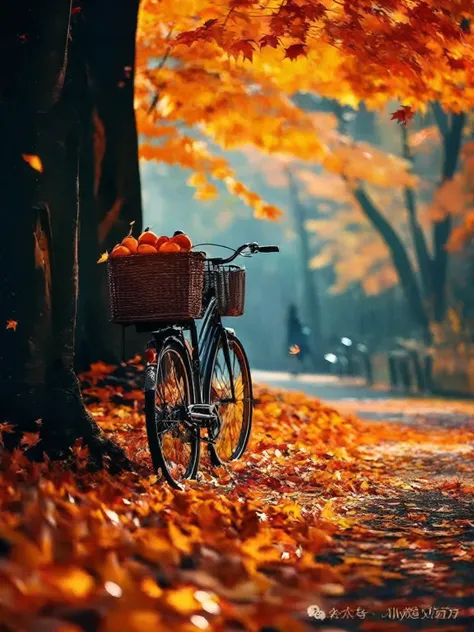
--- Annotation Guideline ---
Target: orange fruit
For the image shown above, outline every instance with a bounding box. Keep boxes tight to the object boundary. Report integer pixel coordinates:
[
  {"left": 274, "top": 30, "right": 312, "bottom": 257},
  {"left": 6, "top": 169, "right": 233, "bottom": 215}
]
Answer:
[
  {"left": 171, "top": 234, "right": 192, "bottom": 252},
  {"left": 138, "top": 228, "right": 158, "bottom": 246},
  {"left": 110, "top": 245, "right": 131, "bottom": 258},
  {"left": 159, "top": 241, "right": 181, "bottom": 253},
  {"left": 137, "top": 243, "right": 158, "bottom": 255},
  {"left": 155, "top": 236, "right": 169, "bottom": 251},
  {"left": 121, "top": 236, "right": 138, "bottom": 254}
]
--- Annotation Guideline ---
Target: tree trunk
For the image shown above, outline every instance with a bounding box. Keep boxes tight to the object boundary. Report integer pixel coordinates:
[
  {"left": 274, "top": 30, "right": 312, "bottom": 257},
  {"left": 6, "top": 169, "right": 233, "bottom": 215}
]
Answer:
[
  {"left": 287, "top": 172, "right": 324, "bottom": 368},
  {"left": 352, "top": 185, "right": 431, "bottom": 343},
  {"left": 430, "top": 107, "right": 466, "bottom": 322},
  {"left": 400, "top": 125, "right": 434, "bottom": 304},
  {"left": 76, "top": 0, "right": 143, "bottom": 369},
  {"left": 0, "top": 0, "right": 131, "bottom": 467}
]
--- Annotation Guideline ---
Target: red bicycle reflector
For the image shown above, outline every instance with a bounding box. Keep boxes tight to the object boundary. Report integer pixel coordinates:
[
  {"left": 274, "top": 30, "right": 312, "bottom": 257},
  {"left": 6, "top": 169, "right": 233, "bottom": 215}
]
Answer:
[{"left": 145, "top": 348, "right": 157, "bottom": 363}]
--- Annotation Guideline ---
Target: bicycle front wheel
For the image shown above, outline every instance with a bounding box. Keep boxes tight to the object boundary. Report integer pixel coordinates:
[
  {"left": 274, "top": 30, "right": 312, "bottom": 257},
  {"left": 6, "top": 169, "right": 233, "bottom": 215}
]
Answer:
[
  {"left": 205, "top": 332, "right": 253, "bottom": 464},
  {"left": 145, "top": 337, "right": 200, "bottom": 488}
]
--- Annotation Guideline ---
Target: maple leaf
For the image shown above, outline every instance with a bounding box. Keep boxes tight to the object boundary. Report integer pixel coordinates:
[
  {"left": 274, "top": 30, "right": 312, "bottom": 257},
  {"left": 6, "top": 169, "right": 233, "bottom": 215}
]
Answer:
[
  {"left": 284, "top": 44, "right": 307, "bottom": 61},
  {"left": 259, "top": 34, "right": 280, "bottom": 49},
  {"left": 303, "top": 2, "right": 327, "bottom": 20},
  {"left": 228, "top": 39, "right": 255, "bottom": 62},
  {"left": 390, "top": 105, "right": 414, "bottom": 126},
  {"left": 6, "top": 320, "right": 18, "bottom": 331},
  {"left": 97, "top": 251, "right": 108, "bottom": 264},
  {"left": 289, "top": 345, "right": 300, "bottom": 355},
  {"left": 22, "top": 154, "right": 43, "bottom": 172},
  {"left": 71, "top": 7, "right": 82, "bottom": 15},
  {"left": 20, "top": 432, "right": 41, "bottom": 449}
]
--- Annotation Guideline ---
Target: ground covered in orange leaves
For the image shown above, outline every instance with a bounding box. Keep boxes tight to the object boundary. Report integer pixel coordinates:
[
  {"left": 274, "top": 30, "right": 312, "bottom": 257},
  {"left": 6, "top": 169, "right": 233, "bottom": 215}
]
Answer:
[{"left": 0, "top": 360, "right": 473, "bottom": 632}]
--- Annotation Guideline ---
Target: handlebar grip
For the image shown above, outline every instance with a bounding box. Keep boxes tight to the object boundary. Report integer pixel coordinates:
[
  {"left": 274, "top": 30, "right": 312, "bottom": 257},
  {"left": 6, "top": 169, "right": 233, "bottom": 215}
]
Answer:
[{"left": 258, "top": 245, "right": 279, "bottom": 253}]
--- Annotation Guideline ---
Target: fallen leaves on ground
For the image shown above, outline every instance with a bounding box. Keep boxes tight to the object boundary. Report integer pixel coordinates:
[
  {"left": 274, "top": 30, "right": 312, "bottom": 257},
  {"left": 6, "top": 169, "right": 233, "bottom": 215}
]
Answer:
[{"left": 0, "top": 362, "right": 473, "bottom": 631}]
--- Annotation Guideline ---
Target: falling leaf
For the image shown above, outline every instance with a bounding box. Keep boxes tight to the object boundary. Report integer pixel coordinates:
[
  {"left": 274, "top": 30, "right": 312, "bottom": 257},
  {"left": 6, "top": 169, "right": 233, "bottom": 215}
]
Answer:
[
  {"left": 6, "top": 320, "right": 18, "bottom": 331},
  {"left": 289, "top": 344, "right": 300, "bottom": 355},
  {"left": 390, "top": 105, "right": 415, "bottom": 126},
  {"left": 22, "top": 154, "right": 43, "bottom": 172},
  {"left": 97, "top": 252, "right": 109, "bottom": 264}
]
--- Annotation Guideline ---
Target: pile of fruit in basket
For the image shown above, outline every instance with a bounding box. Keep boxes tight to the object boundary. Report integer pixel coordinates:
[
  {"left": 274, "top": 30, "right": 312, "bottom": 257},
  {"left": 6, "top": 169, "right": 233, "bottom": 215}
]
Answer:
[{"left": 110, "top": 227, "right": 193, "bottom": 258}]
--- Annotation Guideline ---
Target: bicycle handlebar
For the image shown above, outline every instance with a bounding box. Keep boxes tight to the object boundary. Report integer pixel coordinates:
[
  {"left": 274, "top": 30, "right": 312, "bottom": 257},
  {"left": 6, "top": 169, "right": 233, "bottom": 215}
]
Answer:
[{"left": 205, "top": 242, "right": 280, "bottom": 265}]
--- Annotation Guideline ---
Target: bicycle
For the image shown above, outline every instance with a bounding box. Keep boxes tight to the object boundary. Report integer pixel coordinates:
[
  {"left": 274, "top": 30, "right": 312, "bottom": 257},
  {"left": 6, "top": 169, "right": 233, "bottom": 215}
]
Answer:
[{"left": 136, "top": 241, "right": 279, "bottom": 488}]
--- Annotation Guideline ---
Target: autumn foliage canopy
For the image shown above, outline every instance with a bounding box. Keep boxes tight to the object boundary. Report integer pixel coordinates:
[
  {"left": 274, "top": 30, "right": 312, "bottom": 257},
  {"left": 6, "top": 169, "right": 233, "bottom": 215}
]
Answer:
[{"left": 136, "top": 0, "right": 474, "bottom": 211}]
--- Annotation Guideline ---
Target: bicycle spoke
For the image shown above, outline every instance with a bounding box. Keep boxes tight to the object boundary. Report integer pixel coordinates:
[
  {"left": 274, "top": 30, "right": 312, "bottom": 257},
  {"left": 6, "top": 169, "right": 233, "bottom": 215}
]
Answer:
[
  {"left": 152, "top": 346, "right": 196, "bottom": 482},
  {"left": 209, "top": 338, "right": 251, "bottom": 462}
]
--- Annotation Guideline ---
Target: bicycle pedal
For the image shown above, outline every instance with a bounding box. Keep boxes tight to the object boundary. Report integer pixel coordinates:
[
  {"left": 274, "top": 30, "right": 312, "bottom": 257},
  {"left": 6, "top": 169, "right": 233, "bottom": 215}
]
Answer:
[{"left": 188, "top": 404, "right": 215, "bottom": 420}]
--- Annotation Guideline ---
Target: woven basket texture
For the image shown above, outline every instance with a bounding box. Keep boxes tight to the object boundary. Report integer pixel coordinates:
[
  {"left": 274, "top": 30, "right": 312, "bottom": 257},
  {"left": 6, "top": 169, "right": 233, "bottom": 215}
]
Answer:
[{"left": 107, "top": 252, "right": 205, "bottom": 323}]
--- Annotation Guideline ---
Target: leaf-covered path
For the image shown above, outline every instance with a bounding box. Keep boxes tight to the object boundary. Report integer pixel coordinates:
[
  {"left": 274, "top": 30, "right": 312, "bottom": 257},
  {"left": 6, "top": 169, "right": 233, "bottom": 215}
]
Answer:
[{"left": 0, "top": 361, "right": 473, "bottom": 631}]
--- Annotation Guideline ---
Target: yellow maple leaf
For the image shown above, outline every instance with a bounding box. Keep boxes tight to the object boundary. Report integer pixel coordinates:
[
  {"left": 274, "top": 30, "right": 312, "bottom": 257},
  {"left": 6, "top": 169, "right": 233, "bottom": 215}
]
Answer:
[
  {"left": 97, "top": 251, "right": 109, "bottom": 264},
  {"left": 22, "top": 154, "right": 43, "bottom": 172}
]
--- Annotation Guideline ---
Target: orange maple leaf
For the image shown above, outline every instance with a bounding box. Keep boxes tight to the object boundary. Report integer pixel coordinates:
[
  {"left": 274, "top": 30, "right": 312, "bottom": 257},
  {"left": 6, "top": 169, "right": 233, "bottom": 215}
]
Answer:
[
  {"left": 20, "top": 432, "right": 41, "bottom": 449},
  {"left": 22, "top": 154, "right": 43, "bottom": 172},
  {"left": 391, "top": 106, "right": 414, "bottom": 126},
  {"left": 284, "top": 44, "right": 307, "bottom": 61},
  {"left": 289, "top": 344, "right": 300, "bottom": 355},
  {"left": 228, "top": 39, "right": 255, "bottom": 62},
  {"left": 6, "top": 320, "right": 18, "bottom": 331}
]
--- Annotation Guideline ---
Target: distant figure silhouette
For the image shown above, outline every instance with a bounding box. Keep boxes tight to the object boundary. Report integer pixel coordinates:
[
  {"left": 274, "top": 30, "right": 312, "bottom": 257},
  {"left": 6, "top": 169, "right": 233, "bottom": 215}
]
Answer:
[{"left": 286, "top": 304, "right": 311, "bottom": 374}]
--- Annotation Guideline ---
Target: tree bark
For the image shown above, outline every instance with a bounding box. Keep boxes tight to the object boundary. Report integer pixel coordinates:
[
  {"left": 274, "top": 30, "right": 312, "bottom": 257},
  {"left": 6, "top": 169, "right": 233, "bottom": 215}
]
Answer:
[
  {"left": 0, "top": 0, "right": 132, "bottom": 467},
  {"left": 76, "top": 0, "right": 143, "bottom": 369}
]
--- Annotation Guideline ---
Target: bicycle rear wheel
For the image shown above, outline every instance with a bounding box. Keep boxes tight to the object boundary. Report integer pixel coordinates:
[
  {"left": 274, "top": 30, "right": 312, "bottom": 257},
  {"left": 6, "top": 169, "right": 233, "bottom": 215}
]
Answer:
[
  {"left": 205, "top": 331, "right": 253, "bottom": 464},
  {"left": 145, "top": 337, "right": 200, "bottom": 488}
]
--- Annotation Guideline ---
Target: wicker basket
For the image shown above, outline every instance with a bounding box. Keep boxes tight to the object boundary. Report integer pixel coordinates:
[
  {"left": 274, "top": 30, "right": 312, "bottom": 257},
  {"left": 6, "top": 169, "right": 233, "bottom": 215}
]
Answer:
[
  {"left": 204, "top": 264, "right": 246, "bottom": 317},
  {"left": 107, "top": 252, "right": 205, "bottom": 323}
]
